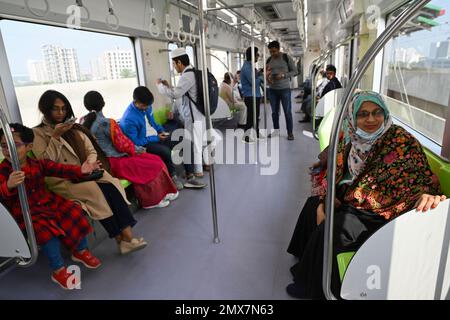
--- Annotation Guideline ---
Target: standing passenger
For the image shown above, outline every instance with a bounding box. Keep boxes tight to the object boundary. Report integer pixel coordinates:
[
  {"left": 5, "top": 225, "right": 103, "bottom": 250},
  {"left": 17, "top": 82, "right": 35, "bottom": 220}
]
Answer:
[
  {"left": 240, "top": 46, "right": 264, "bottom": 143},
  {"left": 156, "top": 47, "right": 211, "bottom": 185},
  {"left": 266, "top": 41, "right": 298, "bottom": 140}
]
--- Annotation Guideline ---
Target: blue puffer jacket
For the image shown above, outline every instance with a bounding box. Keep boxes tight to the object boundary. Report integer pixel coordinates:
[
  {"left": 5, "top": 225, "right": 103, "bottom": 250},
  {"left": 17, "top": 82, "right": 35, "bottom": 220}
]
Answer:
[{"left": 120, "top": 102, "right": 164, "bottom": 146}]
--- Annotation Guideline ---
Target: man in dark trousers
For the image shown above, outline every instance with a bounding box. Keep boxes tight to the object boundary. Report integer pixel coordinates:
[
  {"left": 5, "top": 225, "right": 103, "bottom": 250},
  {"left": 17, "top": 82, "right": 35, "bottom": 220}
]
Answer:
[{"left": 266, "top": 41, "right": 298, "bottom": 140}]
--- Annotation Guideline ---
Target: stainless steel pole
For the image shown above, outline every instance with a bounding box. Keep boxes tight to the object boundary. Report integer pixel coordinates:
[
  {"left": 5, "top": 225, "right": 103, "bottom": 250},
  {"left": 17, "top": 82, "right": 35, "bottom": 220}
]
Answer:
[
  {"left": 250, "top": 7, "right": 257, "bottom": 162},
  {"left": 0, "top": 107, "right": 38, "bottom": 267},
  {"left": 262, "top": 29, "right": 268, "bottom": 132},
  {"left": 198, "top": 0, "right": 220, "bottom": 243},
  {"left": 322, "top": 0, "right": 431, "bottom": 300}
]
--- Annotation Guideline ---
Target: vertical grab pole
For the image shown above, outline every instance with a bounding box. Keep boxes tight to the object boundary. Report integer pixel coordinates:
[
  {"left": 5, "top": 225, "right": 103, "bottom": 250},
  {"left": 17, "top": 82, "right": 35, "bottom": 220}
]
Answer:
[
  {"left": 322, "top": 0, "right": 431, "bottom": 300},
  {"left": 250, "top": 7, "right": 257, "bottom": 163},
  {"left": 0, "top": 107, "right": 38, "bottom": 267},
  {"left": 197, "top": 0, "right": 220, "bottom": 243},
  {"left": 262, "top": 29, "right": 268, "bottom": 132}
]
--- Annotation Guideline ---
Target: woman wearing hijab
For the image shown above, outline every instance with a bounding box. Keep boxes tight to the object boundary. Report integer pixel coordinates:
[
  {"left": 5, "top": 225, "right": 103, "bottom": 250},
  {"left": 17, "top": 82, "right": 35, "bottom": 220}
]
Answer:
[
  {"left": 33, "top": 90, "right": 147, "bottom": 255},
  {"left": 286, "top": 90, "right": 446, "bottom": 299}
]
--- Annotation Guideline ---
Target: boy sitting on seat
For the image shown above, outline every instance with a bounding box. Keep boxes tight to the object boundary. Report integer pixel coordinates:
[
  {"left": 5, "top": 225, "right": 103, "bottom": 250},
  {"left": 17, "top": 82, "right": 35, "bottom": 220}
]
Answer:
[{"left": 0, "top": 123, "right": 101, "bottom": 290}]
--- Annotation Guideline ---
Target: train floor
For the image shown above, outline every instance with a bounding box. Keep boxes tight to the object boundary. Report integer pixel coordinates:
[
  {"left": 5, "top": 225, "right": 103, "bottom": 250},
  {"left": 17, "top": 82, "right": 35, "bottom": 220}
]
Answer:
[{"left": 0, "top": 91, "right": 321, "bottom": 299}]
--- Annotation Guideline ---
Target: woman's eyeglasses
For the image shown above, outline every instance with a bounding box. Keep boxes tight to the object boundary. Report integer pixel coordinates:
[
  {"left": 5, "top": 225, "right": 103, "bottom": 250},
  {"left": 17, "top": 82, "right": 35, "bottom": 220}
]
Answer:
[{"left": 356, "top": 109, "right": 385, "bottom": 119}]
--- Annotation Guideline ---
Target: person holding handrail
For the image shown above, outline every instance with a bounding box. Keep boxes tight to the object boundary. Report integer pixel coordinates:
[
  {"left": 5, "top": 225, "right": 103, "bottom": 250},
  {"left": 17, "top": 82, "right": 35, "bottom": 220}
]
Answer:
[
  {"left": 286, "top": 91, "right": 446, "bottom": 299},
  {"left": 0, "top": 123, "right": 101, "bottom": 290}
]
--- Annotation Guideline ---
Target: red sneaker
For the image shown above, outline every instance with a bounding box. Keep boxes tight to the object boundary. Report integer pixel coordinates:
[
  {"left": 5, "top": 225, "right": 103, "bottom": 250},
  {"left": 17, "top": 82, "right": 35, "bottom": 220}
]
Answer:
[
  {"left": 51, "top": 267, "right": 79, "bottom": 290},
  {"left": 71, "top": 250, "right": 102, "bottom": 269}
]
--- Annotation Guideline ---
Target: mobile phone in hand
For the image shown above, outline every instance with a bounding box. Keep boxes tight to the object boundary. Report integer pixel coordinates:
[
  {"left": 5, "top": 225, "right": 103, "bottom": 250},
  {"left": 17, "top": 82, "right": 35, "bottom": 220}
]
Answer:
[{"left": 64, "top": 117, "right": 77, "bottom": 124}]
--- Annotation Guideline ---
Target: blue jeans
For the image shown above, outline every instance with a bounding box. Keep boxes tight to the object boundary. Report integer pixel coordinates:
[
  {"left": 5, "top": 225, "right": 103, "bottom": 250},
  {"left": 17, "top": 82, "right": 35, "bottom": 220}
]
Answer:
[
  {"left": 42, "top": 237, "right": 88, "bottom": 271},
  {"left": 268, "top": 88, "right": 293, "bottom": 135}
]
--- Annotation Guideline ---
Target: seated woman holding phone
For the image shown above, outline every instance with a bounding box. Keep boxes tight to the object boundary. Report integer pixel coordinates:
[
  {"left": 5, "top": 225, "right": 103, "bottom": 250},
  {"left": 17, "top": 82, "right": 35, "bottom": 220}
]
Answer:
[
  {"left": 81, "top": 90, "right": 178, "bottom": 209},
  {"left": 32, "top": 90, "right": 147, "bottom": 255}
]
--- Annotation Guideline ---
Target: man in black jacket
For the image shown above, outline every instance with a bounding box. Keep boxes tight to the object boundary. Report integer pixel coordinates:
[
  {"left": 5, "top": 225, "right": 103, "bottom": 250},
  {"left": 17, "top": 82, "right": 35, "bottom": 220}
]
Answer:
[
  {"left": 320, "top": 64, "right": 342, "bottom": 98},
  {"left": 299, "top": 64, "right": 342, "bottom": 123}
]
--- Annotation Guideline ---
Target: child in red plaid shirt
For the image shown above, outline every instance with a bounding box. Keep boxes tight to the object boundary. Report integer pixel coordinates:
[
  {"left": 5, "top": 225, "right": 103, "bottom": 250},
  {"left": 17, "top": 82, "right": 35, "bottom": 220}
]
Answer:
[{"left": 0, "top": 123, "right": 101, "bottom": 290}]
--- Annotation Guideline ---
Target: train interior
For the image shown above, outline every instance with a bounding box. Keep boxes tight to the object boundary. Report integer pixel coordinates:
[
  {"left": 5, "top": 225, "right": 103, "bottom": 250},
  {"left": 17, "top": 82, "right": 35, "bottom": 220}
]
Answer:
[{"left": 0, "top": 0, "right": 450, "bottom": 300}]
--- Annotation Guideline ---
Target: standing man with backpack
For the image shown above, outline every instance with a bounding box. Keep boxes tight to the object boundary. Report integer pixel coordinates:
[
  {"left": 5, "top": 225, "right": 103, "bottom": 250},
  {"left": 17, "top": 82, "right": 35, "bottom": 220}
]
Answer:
[
  {"left": 157, "top": 47, "right": 215, "bottom": 185},
  {"left": 266, "top": 41, "right": 298, "bottom": 141}
]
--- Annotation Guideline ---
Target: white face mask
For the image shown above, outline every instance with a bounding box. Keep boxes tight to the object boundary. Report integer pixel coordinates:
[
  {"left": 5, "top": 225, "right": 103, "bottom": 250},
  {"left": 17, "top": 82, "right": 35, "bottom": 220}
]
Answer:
[{"left": 355, "top": 123, "right": 385, "bottom": 140}]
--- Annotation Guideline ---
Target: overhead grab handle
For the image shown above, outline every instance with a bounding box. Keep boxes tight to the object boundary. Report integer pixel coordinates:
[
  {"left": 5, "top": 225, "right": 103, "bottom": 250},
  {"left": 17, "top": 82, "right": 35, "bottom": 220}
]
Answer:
[
  {"left": 165, "top": 13, "right": 174, "bottom": 40},
  {"left": 105, "top": 0, "right": 119, "bottom": 31},
  {"left": 177, "top": 1, "right": 188, "bottom": 43},
  {"left": 25, "top": 0, "right": 50, "bottom": 17},
  {"left": 75, "top": 0, "right": 90, "bottom": 24},
  {"left": 188, "top": 10, "right": 196, "bottom": 45},
  {"left": 149, "top": 8, "right": 160, "bottom": 37}
]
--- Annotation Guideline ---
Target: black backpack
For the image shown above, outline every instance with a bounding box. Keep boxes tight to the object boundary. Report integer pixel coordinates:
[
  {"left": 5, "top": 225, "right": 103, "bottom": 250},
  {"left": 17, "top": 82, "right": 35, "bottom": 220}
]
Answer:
[{"left": 184, "top": 68, "right": 219, "bottom": 121}]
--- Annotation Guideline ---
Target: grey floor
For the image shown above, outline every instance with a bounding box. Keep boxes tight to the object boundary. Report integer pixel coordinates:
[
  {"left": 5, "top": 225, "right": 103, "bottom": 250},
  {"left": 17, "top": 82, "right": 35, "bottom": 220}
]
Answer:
[{"left": 0, "top": 93, "right": 320, "bottom": 299}]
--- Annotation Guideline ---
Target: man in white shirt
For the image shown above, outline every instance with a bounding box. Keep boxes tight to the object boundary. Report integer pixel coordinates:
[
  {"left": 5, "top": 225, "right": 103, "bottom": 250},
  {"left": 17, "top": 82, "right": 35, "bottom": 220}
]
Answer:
[{"left": 157, "top": 47, "right": 206, "bottom": 187}]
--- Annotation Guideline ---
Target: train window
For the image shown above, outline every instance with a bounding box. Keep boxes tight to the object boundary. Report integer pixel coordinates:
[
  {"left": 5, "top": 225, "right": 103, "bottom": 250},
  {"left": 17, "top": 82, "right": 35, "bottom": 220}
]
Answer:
[
  {"left": 210, "top": 49, "right": 229, "bottom": 84},
  {"left": 0, "top": 20, "right": 139, "bottom": 125},
  {"left": 381, "top": 0, "right": 449, "bottom": 147}
]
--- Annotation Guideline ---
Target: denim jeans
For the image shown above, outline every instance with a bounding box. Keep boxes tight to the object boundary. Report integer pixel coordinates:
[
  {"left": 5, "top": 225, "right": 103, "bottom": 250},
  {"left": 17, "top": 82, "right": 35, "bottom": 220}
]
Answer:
[
  {"left": 268, "top": 88, "right": 293, "bottom": 134},
  {"left": 42, "top": 237, "right": 88, "bottom": 271}
]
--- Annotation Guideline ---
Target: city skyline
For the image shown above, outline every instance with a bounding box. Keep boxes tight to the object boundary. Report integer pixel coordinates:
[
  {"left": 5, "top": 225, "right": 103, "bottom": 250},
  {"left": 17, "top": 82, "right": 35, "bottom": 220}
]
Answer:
[
  {"left": 24, "top": 45, "right": 136, "bottom": 84},
  {"left": 0, "top": 19, "right": 134, "bottom": 77}
]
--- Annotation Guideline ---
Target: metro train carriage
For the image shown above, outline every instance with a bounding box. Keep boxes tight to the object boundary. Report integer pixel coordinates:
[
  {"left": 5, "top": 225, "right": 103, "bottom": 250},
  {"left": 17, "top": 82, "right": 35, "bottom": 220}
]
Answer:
[{"left": 0, "top": 0, "right": 449, "bottom": 303}]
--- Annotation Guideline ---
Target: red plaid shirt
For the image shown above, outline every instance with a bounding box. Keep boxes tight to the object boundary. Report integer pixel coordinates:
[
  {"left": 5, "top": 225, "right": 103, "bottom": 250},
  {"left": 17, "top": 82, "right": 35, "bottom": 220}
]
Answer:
[{"left": 0, "top": 158, "right": 92, "bottom": 250}]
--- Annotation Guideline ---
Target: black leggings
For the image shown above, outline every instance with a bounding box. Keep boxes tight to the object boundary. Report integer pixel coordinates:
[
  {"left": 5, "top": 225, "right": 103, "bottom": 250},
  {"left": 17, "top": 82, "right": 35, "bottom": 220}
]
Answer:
[
  {"left": 97, "top": 183, "right": 137, "bottom": 239},
  {"left": 288, "top": 197, "right": 387, "bottom": 299}
]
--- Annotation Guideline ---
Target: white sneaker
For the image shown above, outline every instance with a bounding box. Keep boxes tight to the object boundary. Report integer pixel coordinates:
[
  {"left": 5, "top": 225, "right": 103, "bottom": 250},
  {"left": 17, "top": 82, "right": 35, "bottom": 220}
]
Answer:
[
  {"left": 143, "top": 199, "right": 170, "bottom": 209},
  {"left": 164, "top": 191, "right": 179, "bottom": 201},
  {"left": 119, "top": 238, "right": 147, "bottom": 255}
]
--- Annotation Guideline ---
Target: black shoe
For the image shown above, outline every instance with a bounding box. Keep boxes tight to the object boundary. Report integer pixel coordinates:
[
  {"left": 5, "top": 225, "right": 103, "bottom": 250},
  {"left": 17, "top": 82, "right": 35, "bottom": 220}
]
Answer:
[
  {"left": 287, "top": 134, "right": 294, "bottom": 140},
  {"left": 286, "top": 283, "right": 309, "bottom": 299},
  {"left": 298, "top": 116, "right": 311, "bottom": 123}
]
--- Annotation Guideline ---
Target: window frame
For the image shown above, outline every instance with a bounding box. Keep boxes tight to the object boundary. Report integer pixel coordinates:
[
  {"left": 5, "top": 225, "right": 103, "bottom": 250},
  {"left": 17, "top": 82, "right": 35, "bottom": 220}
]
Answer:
[
  {"left": 378, "top": 6, "right": 450, "bottom": 161},
  {"left": 0, "top": 18, "right": 141, "bottom": 125}
]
